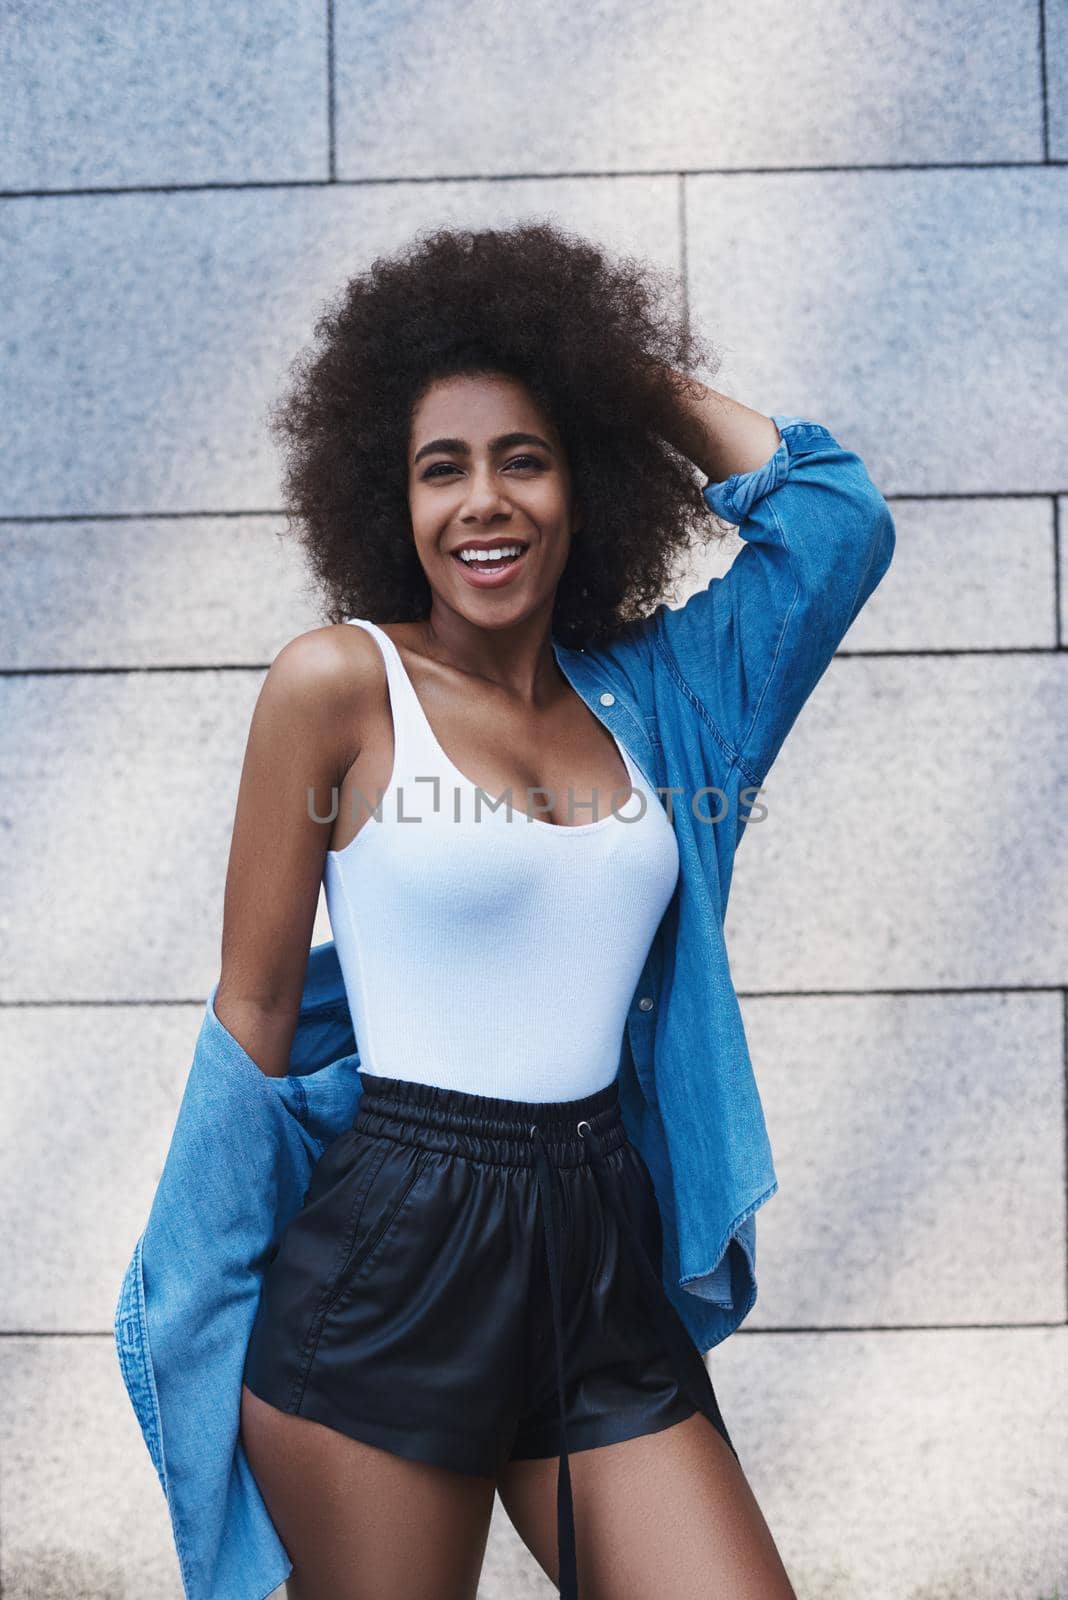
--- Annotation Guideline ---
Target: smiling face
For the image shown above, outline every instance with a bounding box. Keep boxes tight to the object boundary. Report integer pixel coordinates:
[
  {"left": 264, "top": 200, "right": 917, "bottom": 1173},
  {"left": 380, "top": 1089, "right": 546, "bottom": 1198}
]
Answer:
[{"left": 406, "top": 370, "right": 581, "bottom": 626}]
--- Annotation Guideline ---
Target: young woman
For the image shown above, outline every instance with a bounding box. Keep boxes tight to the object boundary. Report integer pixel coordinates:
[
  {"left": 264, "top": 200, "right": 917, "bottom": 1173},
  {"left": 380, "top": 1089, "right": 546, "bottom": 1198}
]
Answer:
[{"left": 222, "top": 221, "right": 893, "bottom": 1600}]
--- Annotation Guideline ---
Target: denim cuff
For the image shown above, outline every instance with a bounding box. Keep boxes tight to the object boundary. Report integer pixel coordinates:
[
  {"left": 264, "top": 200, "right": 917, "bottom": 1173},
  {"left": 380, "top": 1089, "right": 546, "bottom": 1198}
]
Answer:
[{"left": 701, "top": 414, "right": 813, "bottom": 524}]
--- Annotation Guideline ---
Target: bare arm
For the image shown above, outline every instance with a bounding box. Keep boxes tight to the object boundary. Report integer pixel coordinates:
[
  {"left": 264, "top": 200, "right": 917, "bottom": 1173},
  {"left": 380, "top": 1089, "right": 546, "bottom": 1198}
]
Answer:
[
  {"left": 213, "top": 626, "right": 361, "bottom": 1077},
  {"left": 655, "top": 369, "right": 782, "bottom": 482}
]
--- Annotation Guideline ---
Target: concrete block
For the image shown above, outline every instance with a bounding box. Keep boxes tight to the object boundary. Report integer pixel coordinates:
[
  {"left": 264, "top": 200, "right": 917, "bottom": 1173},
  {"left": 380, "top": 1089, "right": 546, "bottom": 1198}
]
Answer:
[
  {"left": 334, "top": 0, "right": 1041, "bottom": 177},
  {"left": 0, "top": 670, "right": 333, "bottom": 1000},
  {"left": 1, "top": 180, "right": 678, "bottom": 516},
  {"left": 1, "top": 1003, "right": 198, "bottom": 1329},
  {"left": 0, "top": 515, "right": 323, "bottom": 669},
  {"left": 670, "top": 495, "right": 1057, "bottom": 651},
  {"left": 712, "top": 1325, "right": 1068, "bottom": 1600},
  {"left": 686, "top": 169, "right": 1068, "bottom": 495},
  {"left": 1, "top": 1, "right": 329, "bottom": 190},
  {"left": 740, "top": 991, "right": 1066, "bottom": 1329},
  {"left": 0, "top": 1336, "right": 184, "bottom": 1598},
  {"left": 724, "top": 654, "right": 1068, "bottom": 989}
]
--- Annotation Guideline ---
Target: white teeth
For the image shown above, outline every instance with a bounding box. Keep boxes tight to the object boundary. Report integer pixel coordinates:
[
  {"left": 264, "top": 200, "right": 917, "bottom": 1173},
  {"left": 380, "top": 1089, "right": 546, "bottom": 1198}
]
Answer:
[{"left": 457, "top": 544, "right": 524, "bottom": 564}]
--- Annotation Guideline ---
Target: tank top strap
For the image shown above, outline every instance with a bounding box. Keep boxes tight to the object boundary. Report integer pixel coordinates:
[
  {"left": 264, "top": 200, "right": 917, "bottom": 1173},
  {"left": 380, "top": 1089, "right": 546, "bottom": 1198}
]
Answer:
[{"left": 342, "top": 617, "right": 447, "bottom": 783}]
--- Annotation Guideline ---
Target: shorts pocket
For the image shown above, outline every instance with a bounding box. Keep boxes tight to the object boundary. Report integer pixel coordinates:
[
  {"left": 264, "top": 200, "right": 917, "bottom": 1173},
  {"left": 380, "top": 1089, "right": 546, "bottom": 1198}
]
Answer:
[
  {"left": 304, "top": 1127, "right": 362, "bottom": 1209},
  {"left": 288, "top": 1138, "right": 434, "bottom": 1407},
  {"left": 319, "top": 1140, "right": 434, "bottom": 1319}
]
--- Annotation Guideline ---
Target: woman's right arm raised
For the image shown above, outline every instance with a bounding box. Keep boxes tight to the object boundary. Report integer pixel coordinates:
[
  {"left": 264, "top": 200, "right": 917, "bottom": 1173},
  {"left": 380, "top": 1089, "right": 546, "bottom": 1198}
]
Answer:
[{"left": 212, "top": 625, "right": 363, "bottom": 1077}]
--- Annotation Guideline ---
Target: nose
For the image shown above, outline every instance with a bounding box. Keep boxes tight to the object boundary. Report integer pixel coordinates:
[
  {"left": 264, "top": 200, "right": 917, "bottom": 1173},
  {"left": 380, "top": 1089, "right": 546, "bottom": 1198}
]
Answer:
[{"left": 458, "top": 463, "right": 512, "bottom": 521}]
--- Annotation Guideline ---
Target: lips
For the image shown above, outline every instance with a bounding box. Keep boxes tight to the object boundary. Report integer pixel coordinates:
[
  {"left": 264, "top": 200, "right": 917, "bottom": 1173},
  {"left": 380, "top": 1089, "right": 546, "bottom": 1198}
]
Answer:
[{"left": 450, "top": 541, "right": 530, "bottom": 589}]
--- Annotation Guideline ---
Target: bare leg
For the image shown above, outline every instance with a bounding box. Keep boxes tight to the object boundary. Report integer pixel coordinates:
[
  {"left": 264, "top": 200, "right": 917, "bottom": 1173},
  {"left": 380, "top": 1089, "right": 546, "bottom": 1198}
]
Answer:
[
  {"left": 240, "top": 1384, "right": 497, "bottom": 1600},
  {"left": 498, "top": 1410, "right": 796, "bottom": 1600}
]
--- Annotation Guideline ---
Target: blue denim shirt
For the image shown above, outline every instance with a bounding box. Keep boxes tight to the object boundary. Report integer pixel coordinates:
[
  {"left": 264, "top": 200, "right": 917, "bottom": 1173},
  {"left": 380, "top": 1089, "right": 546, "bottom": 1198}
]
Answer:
[{"left": 114, "top": 416, "right": 895, "bottom": 1599}]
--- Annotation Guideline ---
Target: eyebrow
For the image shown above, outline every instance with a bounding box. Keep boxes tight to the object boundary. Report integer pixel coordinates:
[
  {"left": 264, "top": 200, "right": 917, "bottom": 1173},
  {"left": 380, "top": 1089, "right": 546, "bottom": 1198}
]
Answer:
[{"left": 411, "top": 430, "right": 554, "bottom": 466}]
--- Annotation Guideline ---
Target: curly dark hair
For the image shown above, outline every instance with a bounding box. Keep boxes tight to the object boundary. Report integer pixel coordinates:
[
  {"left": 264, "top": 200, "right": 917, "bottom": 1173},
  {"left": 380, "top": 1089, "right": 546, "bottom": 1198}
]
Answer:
[{"left": 267, "top": 218, "right": 730, "bottom": 650}]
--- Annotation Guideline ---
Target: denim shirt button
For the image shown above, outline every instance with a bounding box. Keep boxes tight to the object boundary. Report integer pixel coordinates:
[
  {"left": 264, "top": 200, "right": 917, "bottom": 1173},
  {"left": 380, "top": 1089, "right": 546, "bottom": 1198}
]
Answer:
[
  {"left": 599, "top": 692, "right": 615, "bottom": 706},
  {"left": 638, "top": 996, "right": 654, "bottom": 1012}
]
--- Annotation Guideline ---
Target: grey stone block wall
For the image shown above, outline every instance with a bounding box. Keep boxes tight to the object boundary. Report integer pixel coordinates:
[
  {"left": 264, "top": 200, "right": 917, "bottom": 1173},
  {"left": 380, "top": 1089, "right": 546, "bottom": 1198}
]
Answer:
[{"left": 1, "top": 4, "right": 1065, "bottom": 1597}]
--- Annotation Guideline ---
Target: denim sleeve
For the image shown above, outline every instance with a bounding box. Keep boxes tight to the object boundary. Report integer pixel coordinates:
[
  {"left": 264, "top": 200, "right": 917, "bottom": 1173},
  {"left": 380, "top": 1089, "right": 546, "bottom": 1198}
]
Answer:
[{"left": 651, "top": 415, "right": 896, "bottom": 784}]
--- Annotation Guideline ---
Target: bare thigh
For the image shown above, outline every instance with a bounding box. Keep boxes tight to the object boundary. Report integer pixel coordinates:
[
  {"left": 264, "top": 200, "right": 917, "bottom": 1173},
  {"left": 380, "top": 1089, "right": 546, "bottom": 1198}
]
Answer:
[
  {"left": 239, "top": 1384, "right": 497, "bottom": 1600},
  {"left": 498, "top": 1409, "right": 797, "bottom": 1600}
]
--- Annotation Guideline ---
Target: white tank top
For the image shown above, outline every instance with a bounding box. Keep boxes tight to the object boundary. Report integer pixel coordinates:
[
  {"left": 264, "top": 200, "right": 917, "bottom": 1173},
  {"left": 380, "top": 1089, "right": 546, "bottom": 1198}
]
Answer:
[{"left": 322, "top": 618, "right": 680, "bottom": 1101}]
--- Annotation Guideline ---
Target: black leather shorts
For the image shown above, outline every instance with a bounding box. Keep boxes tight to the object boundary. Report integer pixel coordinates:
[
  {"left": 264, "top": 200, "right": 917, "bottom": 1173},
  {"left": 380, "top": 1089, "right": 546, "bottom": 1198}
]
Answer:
[{"left": 242, "top": 1070, "right": 737, "bottom": 1599}]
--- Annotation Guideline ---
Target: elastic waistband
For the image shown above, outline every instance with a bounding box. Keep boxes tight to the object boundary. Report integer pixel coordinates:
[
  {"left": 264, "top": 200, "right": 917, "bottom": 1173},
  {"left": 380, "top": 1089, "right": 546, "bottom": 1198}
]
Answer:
[{"left": 353, "top": 1069, "right": 626, "bottom": 1167}]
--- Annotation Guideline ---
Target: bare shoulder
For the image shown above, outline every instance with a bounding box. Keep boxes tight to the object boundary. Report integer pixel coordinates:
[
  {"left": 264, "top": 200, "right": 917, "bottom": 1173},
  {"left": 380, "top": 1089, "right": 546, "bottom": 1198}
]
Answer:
[
  {"left": 265, "top": 619, "right": 385, "bottom": 708},
  {"left": 258, "top": 620, "right": 389, "bottom": 770}
]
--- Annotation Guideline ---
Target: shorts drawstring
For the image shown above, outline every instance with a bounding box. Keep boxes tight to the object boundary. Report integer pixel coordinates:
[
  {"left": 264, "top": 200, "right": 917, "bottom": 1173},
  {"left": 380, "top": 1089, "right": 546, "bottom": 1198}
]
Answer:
[
  {"left": 529, "top": 1116, "right": 739, "bottom": 1600},
  {"left": 529, "top": 1121, "right": 580, "bottom": 1600}
]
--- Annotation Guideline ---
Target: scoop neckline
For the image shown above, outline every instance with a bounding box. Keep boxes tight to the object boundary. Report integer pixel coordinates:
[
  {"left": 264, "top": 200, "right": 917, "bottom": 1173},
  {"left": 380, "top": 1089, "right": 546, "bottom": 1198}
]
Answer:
[{"left": 331, "top": 616, "right": 645, "bottom": 840}]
